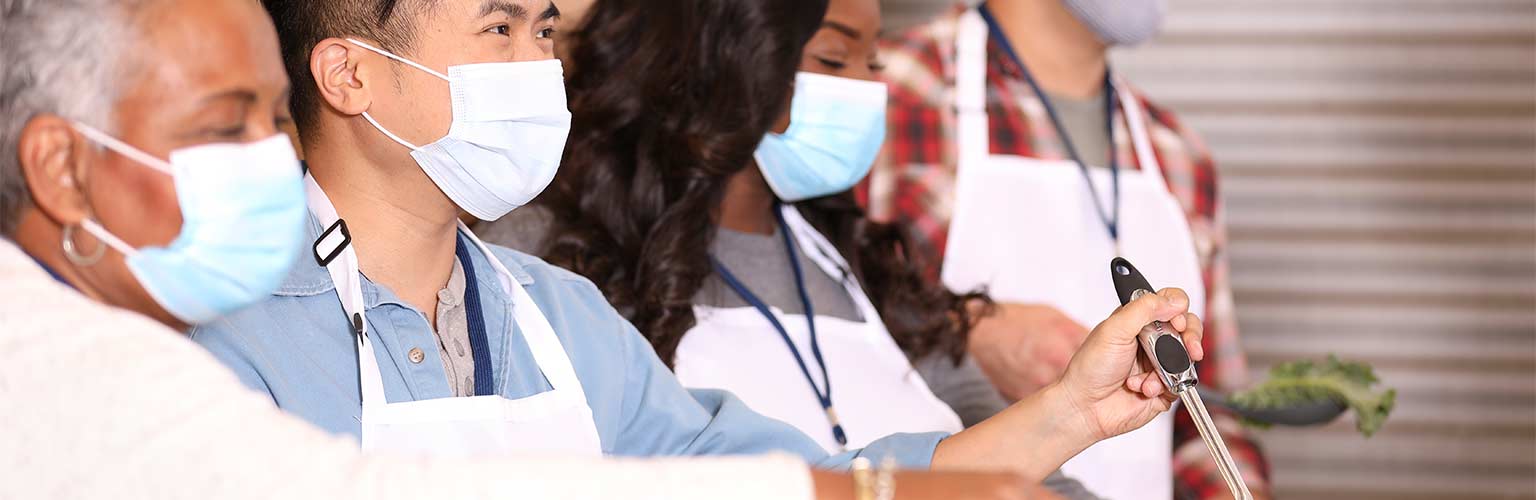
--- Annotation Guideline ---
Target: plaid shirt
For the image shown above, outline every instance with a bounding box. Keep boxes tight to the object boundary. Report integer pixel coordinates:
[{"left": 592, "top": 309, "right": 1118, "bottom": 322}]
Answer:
[{"left": 861, "top": 7, "right": 1269, "bottom": 499}]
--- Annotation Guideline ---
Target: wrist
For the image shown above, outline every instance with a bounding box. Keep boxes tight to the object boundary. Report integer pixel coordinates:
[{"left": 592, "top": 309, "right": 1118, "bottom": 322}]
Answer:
[{"left": 1040, "top": 381, "right": 1102, "bottom": 454}]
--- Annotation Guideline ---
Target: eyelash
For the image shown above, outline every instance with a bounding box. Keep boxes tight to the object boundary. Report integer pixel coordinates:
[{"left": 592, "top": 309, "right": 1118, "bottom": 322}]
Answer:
[
  {"left": 211, "top": 125, "right": 245, "bottom": 139},
  {"left": 814, "top": 56, "right": 846, "bottom": 70},
  {"left": 537, "top": 26, "right": 556, "bottom": 39},
  {"left": 486, "top": 24, "right": 511, "bottom": 36}
]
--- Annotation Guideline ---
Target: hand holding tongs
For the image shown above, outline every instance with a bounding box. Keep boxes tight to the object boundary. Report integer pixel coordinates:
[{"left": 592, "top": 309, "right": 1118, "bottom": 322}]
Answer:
[{"left": 1110, "top": 257, "right": 1253, "bottom": 500}]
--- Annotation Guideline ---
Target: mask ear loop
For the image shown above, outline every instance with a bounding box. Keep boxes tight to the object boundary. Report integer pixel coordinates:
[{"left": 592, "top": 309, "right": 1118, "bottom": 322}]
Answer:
[
  {"left": 345, "top": 38, "right": 452, "bottom": 152},
  {"left": 64, "top": 122, "right": 169, "bottom": 263}
]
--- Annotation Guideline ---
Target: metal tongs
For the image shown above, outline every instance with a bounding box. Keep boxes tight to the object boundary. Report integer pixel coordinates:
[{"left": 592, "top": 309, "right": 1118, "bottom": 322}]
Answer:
[{"left": 1110, "top": 258, "right": 1253, "bottom": 500}]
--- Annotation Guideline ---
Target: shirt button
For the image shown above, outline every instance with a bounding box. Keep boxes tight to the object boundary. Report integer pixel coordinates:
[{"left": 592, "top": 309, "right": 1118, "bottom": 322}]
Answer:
[{"left": 408, "top": 348, "right": 425, "bottom": 364}]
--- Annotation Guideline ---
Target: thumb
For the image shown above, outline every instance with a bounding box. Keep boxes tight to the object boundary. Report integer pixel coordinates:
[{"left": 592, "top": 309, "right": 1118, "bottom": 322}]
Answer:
[{"left": 1096, "top": 288, "right": 1189, "bottom": 345}]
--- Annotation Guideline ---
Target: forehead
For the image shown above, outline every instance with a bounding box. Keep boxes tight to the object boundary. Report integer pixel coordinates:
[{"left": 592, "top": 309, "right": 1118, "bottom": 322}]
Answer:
[
  {"left": 128, "top": 0, "right": 287, "bottom": 97},
  {"left": 410, "top": 0, "right": 549, "bottom": 24}
]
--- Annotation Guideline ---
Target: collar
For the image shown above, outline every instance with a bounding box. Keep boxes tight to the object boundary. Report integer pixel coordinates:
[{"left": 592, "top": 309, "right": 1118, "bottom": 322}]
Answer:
[{"left": 274, "top": 212, "right": 530, "bottom": 309}]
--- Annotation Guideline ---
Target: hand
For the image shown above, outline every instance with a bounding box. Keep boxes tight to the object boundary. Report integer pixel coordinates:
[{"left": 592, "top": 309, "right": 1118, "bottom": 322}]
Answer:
[
  {"left": 1057, "top": 288, "right": 1204, "bottom": 442},
  {"left": 811, "top": 469, "right": 1060, "bottom": 500},
  {"left": 967, "top": 303, "right": 1091, "bottom": 400}
]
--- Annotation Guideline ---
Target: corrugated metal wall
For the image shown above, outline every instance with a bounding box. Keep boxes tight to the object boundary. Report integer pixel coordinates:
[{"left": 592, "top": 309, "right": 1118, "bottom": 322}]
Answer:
[{"left": 883, "top": 1, "right": 1536, "bottom": 498}]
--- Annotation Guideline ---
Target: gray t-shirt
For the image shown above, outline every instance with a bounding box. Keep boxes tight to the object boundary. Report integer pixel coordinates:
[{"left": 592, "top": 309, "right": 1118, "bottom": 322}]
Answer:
[
  {"left": 1045, "top": 90, "right": 1112, "bottom": 168},
  {"left": 694, "top": 226, "right": 861, "bottom": 321}
]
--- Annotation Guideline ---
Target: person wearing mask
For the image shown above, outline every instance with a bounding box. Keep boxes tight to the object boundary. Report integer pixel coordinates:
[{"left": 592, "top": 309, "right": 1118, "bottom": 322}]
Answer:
[
  {"left": 189, "top": 0, "right": 1204, "bottom": 487},
  {"left": 527, "top": 0, "right": 1204, "bottom": 488},
  {"left": 869, "top": 1, "right": 1270, "bottom": 498},
  {"left": 0, "top": 0, "right": 908, "bottom": 498}
]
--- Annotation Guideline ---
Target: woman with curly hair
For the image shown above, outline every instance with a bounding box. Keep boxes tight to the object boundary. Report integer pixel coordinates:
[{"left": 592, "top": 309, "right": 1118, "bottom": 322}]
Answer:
[{"left": 495, "top": 0, "right": 1206, "bottom": 487}]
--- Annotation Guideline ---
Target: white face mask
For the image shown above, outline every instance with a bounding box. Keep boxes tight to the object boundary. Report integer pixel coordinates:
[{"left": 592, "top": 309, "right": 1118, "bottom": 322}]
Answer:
[{"left": 347, "top": 39, "right": 572, "bottom": 221}]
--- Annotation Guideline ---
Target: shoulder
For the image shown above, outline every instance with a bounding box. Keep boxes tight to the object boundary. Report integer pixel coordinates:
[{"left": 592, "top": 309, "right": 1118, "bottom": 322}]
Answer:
[
  {"left": 1126, "top": 85, "right": 1215, "bottom": 162},
  {"left": 881, "top": 8, "right": 964, "bottom": 105},
  {"left": 486, "top": 243, "right": 602, "bottom": 289},
  {"left": 484, "top": 243, "right": 627, "bottom": 332},
  {"left": 0, "top": 271, "right": 237, "bottom": 394}
]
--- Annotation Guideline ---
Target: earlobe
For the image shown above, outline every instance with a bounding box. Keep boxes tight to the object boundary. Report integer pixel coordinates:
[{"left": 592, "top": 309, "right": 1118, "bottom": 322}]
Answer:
[
  {"left": 310, "top": 38, "right": 371, "bottom": 117},
  {"left": 16, "top": 115, "right": 92, "bottom": 226}
]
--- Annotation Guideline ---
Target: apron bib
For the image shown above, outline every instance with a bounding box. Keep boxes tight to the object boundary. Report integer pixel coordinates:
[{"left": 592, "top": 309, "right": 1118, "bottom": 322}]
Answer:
[
  {"left": 939, "top": 10, "right": 1207, "bottom": 500},
  {"left": 675, "top": 205, "right": 964, "bottom": 454},
  {"left": 305, "top": 174, "right": 602, "bottom": 458}
]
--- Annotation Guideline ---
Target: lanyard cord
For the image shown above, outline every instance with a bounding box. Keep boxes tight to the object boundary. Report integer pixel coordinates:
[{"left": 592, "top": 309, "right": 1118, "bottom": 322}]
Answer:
[
  {"left": 454, "top": 235, "right": 498, "bottom": 397},
  {"left": 977, "top": 3, "right": 1121, "bottom": 243},
  {"left": 709, "top": 206, "right": 848, "bottom": 446}
]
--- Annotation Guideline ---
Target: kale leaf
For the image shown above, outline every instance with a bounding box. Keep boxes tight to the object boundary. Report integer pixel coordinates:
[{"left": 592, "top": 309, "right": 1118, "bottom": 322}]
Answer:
[{"left": 1230, "top": 355, "right": 1396, "bottom": 437}]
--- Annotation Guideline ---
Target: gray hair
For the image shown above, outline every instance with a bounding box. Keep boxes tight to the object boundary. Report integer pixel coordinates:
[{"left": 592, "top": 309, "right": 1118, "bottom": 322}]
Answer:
[{"left": 0, "top": 0, "right": 149, "bottom": 235}]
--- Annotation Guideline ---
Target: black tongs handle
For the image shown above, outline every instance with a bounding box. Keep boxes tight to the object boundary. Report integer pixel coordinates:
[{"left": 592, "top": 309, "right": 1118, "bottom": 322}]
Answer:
[{"left": 1111, "top": 257, "right": 1154, "bottom": 306}]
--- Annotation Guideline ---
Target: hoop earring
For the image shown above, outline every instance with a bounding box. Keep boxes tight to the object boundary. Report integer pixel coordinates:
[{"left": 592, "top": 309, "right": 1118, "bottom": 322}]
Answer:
[{"left": 62, "top": 223, "right": 107, "bottom": 267}]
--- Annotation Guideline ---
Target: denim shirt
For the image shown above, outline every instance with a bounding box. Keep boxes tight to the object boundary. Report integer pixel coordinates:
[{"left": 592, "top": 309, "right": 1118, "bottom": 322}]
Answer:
[{"left": 190, "top": 215, "right": 944, "bottom": 468}]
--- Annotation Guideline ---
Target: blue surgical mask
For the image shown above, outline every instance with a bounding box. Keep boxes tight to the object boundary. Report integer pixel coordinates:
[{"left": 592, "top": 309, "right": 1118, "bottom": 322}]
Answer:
[
  {"left": 348, "top": 39, "right": 572, "bottom": 221},
  {"left": 755, "top": 72, "right": 889, "bottom": 202},
  {"left": 72, "top": 124, "right": 307, "bottom": 325}
]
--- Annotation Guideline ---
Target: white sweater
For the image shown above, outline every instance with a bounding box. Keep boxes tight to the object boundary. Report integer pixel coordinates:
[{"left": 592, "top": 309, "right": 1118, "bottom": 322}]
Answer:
[{"left": 0, "top": 241, "right": 812, "bottom": 500}]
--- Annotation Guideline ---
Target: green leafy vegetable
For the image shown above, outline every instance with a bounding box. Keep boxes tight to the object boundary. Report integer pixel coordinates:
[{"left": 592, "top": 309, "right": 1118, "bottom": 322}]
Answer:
[{"left": 1230, "top": 355, "right": 1396, "bottom": 437}]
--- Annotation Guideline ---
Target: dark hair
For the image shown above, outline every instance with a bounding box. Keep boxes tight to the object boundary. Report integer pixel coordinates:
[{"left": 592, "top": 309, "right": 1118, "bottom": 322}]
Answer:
[
  {"left": 540, "top": 0, "right": 990, "bottom": 367},
  {"left": 262, "top": 0, "right": 430, "bottom": 132}
]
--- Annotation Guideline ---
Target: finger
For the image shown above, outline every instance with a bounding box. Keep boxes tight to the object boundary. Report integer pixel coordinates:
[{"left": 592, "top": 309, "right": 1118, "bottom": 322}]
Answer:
[
  {"left": 1138, "top": 371, "right": 1166, "bottom": 398},
  {"left": 1125, "top": 372, "right": 1150, "bottom": 392},
  {"left": 1157, "top": 287, "right": 1190, "bottom": 314},
  {"left": 1181, "top": 312, "right": 1206, "bottom": 362},
  {"left": 1169, "top": 311, "right": 1188, "bottom": 332}
]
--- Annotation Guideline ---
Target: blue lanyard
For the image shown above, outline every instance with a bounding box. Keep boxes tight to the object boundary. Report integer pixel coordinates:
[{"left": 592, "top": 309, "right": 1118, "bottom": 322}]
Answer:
[
  {"left": 709, "top": 208, "right": 847, "bottom": 446},
  {"left": 454, "top": 235, "right": 497, "bottom": 397},
  {"left": 978, "top": 3, "right": 1122, "bottom": 243}
]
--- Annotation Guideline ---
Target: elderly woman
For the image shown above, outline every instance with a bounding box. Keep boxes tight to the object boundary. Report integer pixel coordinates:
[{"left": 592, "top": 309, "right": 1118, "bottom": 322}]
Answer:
[{"left": 0, "top": 0, "right": 1037, "bottom": 499}]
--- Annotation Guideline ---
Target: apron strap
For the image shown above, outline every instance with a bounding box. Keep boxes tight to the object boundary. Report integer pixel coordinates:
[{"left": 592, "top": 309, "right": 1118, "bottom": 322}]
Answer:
[
  {"left": 956, "top": 8, "right": 991, "bottom": 171},
  {"left": 1116, "top": 83, "right": 1167, "bottom": 182},
  {"left": 457, "top": 224, "right": 589, "bottom": 400},
  {"left": 305, "top": 173, "right": 390, "bottom": 408}
]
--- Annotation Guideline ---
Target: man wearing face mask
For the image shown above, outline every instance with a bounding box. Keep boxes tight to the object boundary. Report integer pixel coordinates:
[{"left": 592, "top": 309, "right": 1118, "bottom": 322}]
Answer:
[{"left": 869, "top": 1, "right": 1271, "bottom": 499}]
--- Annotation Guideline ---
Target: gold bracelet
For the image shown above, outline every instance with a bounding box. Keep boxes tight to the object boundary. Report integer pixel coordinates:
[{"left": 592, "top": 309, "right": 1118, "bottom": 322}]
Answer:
[{"left": 851, "top": 457, "right": 875, "bottom": 500}]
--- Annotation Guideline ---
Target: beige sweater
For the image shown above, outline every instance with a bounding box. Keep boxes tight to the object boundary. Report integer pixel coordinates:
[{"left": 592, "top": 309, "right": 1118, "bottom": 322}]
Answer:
[{"left": 0, "top": 242, "right": 812, "bottom": 500}]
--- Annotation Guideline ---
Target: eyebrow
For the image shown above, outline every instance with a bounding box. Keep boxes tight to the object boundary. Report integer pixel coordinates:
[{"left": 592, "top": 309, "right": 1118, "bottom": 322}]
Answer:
[
  {"left": 478, "top": 0, "right": 560, "bottom": 21},
  {"left": 821, "top": 21, "right": 864, "bottom": 40},
  {"left": 478, "top": 0, "right": 526, "bottom": 18},
  {"left": 200, "top": 89, "right": 258, "bottom": 106}
]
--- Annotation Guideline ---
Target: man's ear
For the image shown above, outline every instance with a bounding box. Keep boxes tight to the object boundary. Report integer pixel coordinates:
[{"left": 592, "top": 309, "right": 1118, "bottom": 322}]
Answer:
[
  {"left": 16, "top": 115, "right": 93, "bottom": 227},
  {"left": 310, "top": 38, "right": 372, "bottom": 117}
]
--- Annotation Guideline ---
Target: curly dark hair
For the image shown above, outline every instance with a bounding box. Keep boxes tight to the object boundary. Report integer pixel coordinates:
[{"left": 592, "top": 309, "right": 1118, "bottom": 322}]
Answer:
[{"left": 539, "top": 0, "right": 991, "bottom": 367}]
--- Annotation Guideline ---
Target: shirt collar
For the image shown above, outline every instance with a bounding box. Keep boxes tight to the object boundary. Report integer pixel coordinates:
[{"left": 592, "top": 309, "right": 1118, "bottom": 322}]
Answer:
[{"left": 274, "top": 212, "right": 532, "bottom": 307}]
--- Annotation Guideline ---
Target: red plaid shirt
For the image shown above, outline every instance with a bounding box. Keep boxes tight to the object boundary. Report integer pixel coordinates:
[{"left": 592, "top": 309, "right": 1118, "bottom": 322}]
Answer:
[{"left": 862, "top": 7, "right": 1269, "bottom": 499}]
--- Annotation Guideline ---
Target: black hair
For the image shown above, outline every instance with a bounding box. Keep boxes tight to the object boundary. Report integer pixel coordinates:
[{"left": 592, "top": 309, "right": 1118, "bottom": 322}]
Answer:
[
  {"left": 540, "top": 0, "right": 990, "bottom": 366},
  {"left": 261, "top": 0, "right": 428, "bottom": 132}
]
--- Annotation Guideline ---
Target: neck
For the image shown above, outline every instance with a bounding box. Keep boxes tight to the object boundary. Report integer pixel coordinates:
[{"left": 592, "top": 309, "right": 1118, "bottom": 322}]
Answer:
[
  {"left": 11, "top": 212, "right": 189, "bottom": 331},
  {"left": 989, "top": 0, "right": 1109, "bottom": 99},
  {"left": 305, "top": 129, "right": 460, "bottom": 319},
  {"left": 716, "top": 165, "right": 778, "bottom": 235}
]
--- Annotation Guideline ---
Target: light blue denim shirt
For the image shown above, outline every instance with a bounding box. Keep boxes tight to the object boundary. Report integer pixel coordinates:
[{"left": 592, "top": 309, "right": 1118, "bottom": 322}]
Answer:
[{"left": 190, "top": 215, "right": 944, "bottom": 468}]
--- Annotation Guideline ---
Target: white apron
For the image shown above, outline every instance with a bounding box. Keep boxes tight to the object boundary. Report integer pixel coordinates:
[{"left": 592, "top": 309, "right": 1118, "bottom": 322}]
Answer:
[
  {"left": 305, "top": 174, "right": 603, "bottom": 458},
  {"left": 674, "top": 205, "right": 964, "bottom": 454},
  {"left": 940, "top": 10, "right": 1208, "bottom": 500}
]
